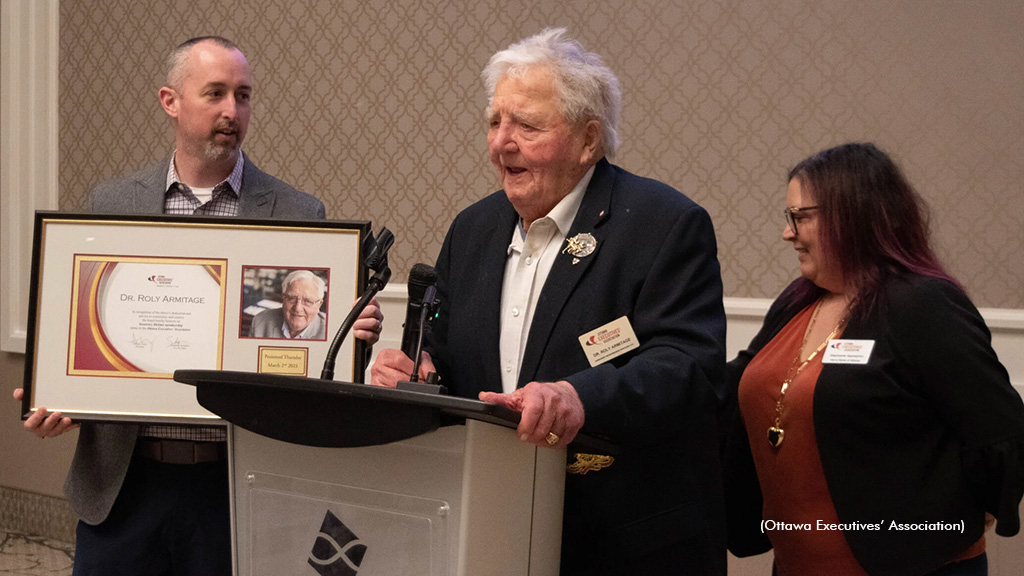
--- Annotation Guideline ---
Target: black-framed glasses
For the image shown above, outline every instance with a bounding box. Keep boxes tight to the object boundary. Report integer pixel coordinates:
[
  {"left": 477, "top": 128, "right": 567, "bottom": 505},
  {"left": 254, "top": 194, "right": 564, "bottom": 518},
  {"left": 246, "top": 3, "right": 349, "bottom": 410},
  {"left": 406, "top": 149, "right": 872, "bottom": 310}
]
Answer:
[
  {"left": 282, "top": 295, "right": 322, "bottom": 307},
  {"left": 782, "top": 205, "right": 818, "bottom": 236}
]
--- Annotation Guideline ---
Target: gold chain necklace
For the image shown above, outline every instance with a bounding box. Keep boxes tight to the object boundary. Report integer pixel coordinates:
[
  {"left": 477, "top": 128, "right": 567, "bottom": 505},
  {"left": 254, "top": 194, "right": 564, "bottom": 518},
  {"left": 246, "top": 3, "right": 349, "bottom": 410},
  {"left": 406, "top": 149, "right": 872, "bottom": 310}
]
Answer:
[{"left": 767, "top": 298, "right": 849, "bottom": 449}]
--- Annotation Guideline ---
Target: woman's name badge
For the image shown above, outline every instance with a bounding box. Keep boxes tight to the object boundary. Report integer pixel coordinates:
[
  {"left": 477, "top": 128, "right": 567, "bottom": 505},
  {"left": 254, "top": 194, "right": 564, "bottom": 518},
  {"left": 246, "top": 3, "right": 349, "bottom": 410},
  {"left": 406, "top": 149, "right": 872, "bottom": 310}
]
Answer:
[
  {"left": 822, "top": 339, "right": 875, "bottom": 364},
  {"left": 578, "top": 316, "right": 639, "bottom": 367}
]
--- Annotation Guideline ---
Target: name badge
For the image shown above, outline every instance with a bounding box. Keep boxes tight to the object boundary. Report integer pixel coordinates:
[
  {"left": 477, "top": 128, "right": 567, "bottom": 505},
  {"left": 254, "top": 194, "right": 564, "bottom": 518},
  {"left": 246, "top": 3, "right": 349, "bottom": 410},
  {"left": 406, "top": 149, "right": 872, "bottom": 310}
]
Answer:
[
  {"left": 578, "top": 316, "right": 640, "bottom": 367},
  {"left": 822, "top": 339, "right": 875, "bottom": 364}
]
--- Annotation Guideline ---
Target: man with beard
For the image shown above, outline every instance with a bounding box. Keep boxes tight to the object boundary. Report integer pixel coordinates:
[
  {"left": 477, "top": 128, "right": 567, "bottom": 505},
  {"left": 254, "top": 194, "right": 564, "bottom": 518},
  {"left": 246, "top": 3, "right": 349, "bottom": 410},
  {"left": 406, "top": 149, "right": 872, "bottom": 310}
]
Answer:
[
  {"left": 89, "top": 36, "right": 320, "bottom": 219},
  {"left": 13, "top": 37, "right": 383, "bottom": 575}
]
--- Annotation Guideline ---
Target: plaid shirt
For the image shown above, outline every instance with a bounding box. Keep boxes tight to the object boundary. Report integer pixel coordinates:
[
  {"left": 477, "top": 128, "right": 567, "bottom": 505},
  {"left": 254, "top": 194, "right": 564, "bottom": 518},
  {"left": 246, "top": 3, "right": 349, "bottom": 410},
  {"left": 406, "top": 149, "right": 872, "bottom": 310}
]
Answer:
[
  {"left": 162, "top": 151, "right": 244, "bottom": 216},
  {"left": 137, "top": 152, "right": 246, "bottom": 443}
]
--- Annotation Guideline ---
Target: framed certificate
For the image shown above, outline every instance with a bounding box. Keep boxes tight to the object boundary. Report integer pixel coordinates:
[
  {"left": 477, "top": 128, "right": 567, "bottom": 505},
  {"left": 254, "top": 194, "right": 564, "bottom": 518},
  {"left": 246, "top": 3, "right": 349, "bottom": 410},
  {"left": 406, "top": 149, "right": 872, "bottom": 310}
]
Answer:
[{"left": 21, "top": 212, "right": 370, "bottom": 424}]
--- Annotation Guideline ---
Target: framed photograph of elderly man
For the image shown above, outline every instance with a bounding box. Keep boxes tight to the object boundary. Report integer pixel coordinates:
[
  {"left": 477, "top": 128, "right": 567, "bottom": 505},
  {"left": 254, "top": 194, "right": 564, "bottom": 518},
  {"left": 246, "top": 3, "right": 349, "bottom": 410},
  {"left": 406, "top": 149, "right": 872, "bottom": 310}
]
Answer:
[
  {"left": 240, "top": 267, "right": 330, "bottom": 341},
  {"left": 21, "top": 212, "right": 369, "bottom": 424}
]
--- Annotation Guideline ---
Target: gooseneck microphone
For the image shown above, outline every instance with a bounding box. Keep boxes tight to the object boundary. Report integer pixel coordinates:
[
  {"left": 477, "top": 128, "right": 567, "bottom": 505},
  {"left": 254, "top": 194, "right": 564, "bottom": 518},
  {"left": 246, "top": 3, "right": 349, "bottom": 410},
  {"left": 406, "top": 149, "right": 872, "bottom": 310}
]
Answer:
[{"left": 321, "top": 227, "right": 393, "bottom": 381}]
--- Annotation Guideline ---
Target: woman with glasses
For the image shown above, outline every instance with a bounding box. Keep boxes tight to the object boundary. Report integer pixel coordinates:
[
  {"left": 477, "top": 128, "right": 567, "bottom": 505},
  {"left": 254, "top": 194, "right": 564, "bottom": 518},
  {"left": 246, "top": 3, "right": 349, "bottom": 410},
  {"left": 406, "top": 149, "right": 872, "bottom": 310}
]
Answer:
[{"left": 725, "top": 142, "right": 1024, "bottom": 576}]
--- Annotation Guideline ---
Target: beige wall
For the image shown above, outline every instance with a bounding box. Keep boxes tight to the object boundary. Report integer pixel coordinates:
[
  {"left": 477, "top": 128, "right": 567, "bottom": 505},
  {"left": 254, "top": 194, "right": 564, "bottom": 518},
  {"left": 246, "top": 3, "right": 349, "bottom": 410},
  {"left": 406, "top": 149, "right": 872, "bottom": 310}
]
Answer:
[{"left": 57, "top": 0, "right": 1024, "bottom": 307}]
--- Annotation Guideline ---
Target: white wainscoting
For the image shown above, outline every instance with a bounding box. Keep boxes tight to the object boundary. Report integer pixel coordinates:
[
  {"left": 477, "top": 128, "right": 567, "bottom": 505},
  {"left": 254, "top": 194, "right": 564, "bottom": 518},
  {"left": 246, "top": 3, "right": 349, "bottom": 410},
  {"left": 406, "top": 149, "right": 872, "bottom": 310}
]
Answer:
[
  {"left": 0, "top": 0, "right": 60, "bottom": 353},
  {"left": 374, "top": 286, "right": 1024, "bottom": 392}
]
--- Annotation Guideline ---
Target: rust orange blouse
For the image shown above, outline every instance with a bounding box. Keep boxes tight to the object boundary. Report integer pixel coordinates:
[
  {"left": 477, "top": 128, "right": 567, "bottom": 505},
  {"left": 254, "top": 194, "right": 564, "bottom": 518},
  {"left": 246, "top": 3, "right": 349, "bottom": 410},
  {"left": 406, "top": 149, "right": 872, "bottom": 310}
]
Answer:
[{"left": 739, "top": 302, "right": 867, "bottom": 575}]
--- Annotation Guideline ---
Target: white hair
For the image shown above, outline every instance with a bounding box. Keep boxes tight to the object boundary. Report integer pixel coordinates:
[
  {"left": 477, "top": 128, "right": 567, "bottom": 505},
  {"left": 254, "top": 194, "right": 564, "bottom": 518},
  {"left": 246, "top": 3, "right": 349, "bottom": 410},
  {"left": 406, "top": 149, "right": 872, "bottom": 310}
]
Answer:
[
  {"left": 483, "top": 28, "right": 622, "bottom": 156},
  {"left": 281, "top": 269, "right": 326, "bottom": 301}
]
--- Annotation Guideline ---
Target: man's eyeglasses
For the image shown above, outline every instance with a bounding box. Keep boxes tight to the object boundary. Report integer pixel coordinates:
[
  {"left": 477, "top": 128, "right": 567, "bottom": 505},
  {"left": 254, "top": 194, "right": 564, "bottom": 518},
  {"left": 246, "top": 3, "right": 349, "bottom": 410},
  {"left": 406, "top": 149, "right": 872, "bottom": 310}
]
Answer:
[
  {"left": 782, "top": 205, "right": 818, "bottom": 237},
  {"left": 282, "top": 295, "right": 322, "bottom": 307}
]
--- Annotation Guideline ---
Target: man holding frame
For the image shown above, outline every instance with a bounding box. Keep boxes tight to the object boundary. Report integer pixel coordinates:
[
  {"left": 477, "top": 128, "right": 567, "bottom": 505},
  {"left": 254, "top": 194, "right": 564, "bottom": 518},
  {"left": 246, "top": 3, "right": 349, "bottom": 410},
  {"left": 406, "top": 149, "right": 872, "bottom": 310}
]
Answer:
[{"left": 13, "top": 36, "right": 382, "bottom": 575}]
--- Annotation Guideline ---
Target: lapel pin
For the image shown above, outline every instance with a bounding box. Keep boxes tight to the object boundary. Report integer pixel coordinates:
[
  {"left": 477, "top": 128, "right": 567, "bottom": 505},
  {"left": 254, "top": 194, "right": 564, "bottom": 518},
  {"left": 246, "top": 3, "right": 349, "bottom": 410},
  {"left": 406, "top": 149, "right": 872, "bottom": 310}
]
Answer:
[{"left": 563, "top": 233, "right": 597, "bottom": 265}]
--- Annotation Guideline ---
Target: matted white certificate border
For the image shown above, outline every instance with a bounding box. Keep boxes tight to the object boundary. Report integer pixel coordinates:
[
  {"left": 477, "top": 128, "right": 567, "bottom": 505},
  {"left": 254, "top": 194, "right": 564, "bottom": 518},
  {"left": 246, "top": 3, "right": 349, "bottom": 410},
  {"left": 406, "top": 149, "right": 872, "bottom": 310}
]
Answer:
[{"left": 23, "top": 212, "right": 367, "bottom": 423}]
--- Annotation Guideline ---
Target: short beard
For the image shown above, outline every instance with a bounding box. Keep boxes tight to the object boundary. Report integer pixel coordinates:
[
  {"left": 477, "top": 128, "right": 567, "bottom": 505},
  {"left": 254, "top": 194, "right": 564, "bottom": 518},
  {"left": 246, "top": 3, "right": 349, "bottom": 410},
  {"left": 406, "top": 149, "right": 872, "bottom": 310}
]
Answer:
[
  {"left": 202, "top": 119, "right": 241, "bottom": 164},
  {"left": 203, "top": 140, "right": 238, "bottom": 164}
]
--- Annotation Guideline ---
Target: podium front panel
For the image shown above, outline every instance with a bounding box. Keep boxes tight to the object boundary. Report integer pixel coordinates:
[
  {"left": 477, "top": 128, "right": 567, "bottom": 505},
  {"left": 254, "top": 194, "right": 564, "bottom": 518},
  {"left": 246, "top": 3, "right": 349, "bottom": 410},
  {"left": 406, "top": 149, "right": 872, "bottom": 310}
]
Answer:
[
  {"left": 229, "top": 421, "right": 564, "bottom": 576},
  {"left": 249, "top": 473, "right": 449, "bottom": 575}
]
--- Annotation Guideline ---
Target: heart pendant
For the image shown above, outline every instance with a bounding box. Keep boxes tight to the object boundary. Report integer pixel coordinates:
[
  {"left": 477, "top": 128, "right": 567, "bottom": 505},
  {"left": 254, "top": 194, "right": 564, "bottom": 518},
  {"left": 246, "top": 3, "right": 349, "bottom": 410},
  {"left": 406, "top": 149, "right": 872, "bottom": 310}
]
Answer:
[{"left": 767, "top": 426, "right": 785, "bottom": 448}]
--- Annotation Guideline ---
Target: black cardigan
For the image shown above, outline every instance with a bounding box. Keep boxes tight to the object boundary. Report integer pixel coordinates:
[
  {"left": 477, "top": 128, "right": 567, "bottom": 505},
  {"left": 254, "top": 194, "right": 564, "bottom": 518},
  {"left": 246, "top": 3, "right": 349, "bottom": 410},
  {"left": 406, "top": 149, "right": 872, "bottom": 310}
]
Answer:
[{"left": 725, "top": 274, "right": 1024, "bottom": 576}]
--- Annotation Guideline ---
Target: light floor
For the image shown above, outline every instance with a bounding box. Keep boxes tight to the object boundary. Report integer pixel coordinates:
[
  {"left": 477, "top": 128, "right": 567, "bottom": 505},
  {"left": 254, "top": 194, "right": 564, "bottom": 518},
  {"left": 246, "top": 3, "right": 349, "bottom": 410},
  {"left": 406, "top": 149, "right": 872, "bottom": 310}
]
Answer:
[{"left": 0, "top": 529, "right": 73, "bottom": 576}]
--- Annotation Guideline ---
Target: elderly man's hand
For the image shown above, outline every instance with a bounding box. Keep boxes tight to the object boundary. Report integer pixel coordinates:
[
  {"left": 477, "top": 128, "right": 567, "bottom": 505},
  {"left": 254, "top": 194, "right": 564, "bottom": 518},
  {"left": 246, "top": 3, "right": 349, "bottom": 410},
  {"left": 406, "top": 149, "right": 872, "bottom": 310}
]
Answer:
[
  {"left": 370, "top": 349, "right": 436, "bottom": 388},
  {"left": 351, "top": 297, "right": 384, "bottom": 345},
  {"left": 12, "top": 388, "right": 79, "bottom": 439},
  {"left": 479, "top": 381, "right": 584, "bottom": 448}
]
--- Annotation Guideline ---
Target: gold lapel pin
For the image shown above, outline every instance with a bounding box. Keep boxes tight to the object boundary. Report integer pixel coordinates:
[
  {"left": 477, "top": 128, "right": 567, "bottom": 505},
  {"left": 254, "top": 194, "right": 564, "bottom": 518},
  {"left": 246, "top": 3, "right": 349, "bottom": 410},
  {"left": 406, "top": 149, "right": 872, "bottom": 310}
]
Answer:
[{"left": 563, "top": 233, "right": 597, "bottom": 265}]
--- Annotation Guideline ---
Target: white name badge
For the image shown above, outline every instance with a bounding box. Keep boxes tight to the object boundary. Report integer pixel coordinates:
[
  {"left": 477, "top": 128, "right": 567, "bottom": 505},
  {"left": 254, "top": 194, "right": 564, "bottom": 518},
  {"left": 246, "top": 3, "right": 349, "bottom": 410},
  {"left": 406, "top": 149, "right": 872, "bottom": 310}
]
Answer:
[
  {"left": 822, "top": 339, "right": 875, "bottom": 364},
  {"left": 578, "top": 316, "right": 640, "bottom": 367}
]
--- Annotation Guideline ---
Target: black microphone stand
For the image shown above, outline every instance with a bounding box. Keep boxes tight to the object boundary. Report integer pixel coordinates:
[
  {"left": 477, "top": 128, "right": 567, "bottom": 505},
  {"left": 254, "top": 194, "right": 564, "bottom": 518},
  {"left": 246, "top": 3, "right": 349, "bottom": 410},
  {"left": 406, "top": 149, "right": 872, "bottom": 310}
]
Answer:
[
  {"left": 321, "top": 228, "right": 393, "bottom": 381},
  {"left": 398, "top": 286, "right": 445, "bottom": 394}
]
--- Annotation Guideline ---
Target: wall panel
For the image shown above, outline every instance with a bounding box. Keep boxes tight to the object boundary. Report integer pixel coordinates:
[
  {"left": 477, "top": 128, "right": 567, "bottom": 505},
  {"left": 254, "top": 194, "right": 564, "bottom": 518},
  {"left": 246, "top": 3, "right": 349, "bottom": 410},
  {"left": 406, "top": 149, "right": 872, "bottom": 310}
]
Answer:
[{"left": 57, "top": 0, "right": 1024, "bottom": 306}]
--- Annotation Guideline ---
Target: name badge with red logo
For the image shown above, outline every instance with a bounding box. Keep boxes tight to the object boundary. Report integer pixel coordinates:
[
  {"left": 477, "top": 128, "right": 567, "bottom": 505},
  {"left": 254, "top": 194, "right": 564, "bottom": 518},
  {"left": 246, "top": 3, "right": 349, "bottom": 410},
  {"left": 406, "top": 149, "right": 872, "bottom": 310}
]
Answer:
[
  {"left": 822, "top": 339, "right": 875, "bottom": 364},
  {"left": 578, "top": 316, "right": 640, "bottom": 367}
]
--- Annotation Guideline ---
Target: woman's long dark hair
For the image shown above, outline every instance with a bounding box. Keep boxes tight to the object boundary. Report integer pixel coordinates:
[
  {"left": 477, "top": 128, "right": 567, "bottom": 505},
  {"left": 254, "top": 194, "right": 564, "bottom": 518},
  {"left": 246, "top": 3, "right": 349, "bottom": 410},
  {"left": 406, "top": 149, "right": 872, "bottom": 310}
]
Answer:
[{"left": 784, "top": 143, "right": 959, "bottom": 315}]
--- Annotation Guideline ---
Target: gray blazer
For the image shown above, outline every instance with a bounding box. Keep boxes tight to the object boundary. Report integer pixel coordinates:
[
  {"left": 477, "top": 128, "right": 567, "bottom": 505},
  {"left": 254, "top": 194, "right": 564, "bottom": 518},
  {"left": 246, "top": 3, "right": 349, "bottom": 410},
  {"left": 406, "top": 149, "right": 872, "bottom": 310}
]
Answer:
[{"left": 66, "top": 153, "right": 325, "bottom": 525}]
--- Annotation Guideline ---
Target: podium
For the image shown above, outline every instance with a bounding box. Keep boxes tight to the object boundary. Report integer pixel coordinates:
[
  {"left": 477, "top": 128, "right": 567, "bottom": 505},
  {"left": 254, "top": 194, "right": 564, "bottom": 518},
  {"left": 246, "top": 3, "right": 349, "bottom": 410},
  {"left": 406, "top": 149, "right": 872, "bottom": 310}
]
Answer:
[{"left": 175, "top": 370, "right": 612, "bottom": 576}]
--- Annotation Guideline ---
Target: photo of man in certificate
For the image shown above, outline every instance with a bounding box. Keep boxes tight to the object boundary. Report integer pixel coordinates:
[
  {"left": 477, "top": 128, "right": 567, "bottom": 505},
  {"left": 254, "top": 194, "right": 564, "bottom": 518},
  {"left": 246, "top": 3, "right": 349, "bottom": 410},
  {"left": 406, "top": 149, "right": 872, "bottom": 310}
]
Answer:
[{"left": 246, "top": 268, "right": 329, "bottom": 340}]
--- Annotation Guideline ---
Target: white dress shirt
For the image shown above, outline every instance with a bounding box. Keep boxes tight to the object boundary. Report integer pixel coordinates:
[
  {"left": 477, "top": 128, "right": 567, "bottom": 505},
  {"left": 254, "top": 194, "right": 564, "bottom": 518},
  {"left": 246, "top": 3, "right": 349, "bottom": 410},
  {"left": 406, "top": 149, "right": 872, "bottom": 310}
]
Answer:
[{"left": 498, "top": 166, "right": 595, "bottom": 394}]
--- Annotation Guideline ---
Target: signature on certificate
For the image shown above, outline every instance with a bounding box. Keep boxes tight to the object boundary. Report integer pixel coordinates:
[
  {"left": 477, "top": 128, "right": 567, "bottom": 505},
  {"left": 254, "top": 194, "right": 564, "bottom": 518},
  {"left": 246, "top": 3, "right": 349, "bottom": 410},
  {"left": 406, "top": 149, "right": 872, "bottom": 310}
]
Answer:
[
  {"left": 130, "top": 333, "right": 154, "bottom": 351},
  {"left": 166, "top": 336, "right": 191, "bottom": 350}
]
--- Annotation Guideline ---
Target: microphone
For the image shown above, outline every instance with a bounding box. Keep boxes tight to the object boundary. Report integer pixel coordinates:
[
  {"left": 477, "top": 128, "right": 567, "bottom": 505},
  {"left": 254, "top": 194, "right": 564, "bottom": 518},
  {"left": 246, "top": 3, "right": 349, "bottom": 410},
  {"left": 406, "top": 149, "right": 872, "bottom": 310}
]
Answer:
[
  {"left": 406, "top": 284, "right": 439, "bottom": 383},
  {"left": 400, "top": 263, "right": 438, "bottom": 359}
]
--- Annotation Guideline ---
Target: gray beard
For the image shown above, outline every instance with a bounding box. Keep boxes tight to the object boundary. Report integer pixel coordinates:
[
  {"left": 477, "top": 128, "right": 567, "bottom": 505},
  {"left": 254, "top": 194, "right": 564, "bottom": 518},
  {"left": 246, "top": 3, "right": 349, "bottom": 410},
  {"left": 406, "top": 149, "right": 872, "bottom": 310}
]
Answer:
[{"left": 203, "top": 140, "right": 238, "bottom": 163}]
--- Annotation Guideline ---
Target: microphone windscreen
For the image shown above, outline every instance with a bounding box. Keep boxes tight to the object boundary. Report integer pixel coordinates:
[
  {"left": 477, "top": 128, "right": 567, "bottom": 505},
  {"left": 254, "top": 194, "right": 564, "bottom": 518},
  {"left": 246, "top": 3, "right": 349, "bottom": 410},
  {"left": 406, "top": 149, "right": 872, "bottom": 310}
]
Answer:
[{"left": 407, "top": 263, "right": 437, "bottom": 302}]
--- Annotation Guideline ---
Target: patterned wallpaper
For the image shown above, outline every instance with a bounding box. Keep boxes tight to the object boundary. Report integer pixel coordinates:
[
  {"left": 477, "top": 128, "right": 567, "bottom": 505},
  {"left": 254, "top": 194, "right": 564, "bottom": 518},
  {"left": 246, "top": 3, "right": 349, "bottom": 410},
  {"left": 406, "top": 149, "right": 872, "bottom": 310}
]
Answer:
[{"left": 59, "top": 0, "right": 1024, "bottom": 307}]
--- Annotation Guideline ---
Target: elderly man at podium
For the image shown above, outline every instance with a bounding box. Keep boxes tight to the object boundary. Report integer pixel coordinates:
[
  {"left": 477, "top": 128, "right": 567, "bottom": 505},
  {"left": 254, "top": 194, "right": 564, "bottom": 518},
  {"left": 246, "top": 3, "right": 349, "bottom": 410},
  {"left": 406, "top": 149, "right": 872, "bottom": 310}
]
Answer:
[{"left": 372, "top": 28, "right": 727, "bottom": 576}]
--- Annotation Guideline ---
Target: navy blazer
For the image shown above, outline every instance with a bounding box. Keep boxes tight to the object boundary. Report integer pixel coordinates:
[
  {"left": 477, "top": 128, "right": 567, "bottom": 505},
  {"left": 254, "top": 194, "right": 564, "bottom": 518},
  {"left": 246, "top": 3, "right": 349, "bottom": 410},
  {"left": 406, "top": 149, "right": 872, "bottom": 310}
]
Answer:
[
  {"left": 427, "top": 159, "right": 728, "bottom": 572},
  {"left": 65, "top": 154, "right": 324, "bottom": 526}
]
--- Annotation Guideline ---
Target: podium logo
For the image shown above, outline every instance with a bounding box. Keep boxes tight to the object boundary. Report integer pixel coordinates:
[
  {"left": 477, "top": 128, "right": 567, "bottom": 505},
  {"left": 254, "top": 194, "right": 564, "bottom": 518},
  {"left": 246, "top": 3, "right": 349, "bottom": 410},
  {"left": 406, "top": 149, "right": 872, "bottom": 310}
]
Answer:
[{"left": 308, "top": 510, "right": 367, "bottom": 576}]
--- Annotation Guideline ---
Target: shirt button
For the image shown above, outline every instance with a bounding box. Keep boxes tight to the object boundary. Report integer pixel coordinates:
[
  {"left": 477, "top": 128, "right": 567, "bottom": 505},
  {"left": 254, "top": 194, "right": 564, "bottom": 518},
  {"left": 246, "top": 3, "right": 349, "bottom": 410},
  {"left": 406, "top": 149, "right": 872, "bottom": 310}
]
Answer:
[
  {"left": 505, "top": 363, "right": 513, "bottom": 373},
  {"left": 512, "top": 307, "right": 520, "bottom": 317},
  {"left": 525, "top": 256, "right": 533, "bottom": 265}
]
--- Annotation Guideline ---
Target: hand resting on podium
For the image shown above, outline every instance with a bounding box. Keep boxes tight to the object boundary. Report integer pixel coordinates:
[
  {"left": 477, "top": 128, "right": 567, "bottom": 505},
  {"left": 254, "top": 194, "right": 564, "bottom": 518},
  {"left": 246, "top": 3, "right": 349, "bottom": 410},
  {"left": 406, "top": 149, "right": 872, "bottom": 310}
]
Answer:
[
  {"left": 478, "top": 381, "right": 584, "bottom": 449},
  {"left": 371, "top": 350, "right": 583, "bottom": 449},
  {"left": 370, "top": 348, "right": 438, "bottom": 388}
]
